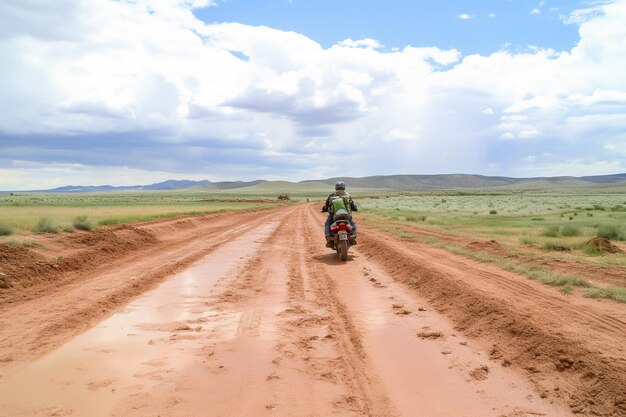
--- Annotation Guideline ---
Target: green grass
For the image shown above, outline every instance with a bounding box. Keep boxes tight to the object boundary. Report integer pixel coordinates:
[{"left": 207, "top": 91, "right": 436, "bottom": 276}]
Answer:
[
  {"left": 542, "top": 225, "right": 560, "bottom": 237},
  {"left": 32, "top": 217, "right": 59, "bottom": 234},
  {"left": 585, "top": 287, "right": 626, "bottom": 303},
  {"left": 0, "top": 223, "right": 13, "bottom": 236},
  {"left": 365, "top": 217, "right": 624, "bottom": 303},
  {"left": 0, "top": 191, "right": 290, "bottom": 232},
  {"left": 596, "top": 224, "right": 625, "bottom": 241},
  {"left": 542, "top": 241, "right": 571, "bottom": 251},
  {"left": 72, "top": 215, "right": 93, "bottom": 231}
]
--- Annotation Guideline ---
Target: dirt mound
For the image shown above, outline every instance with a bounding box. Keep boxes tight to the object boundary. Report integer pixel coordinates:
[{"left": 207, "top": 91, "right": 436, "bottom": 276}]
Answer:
[
  {"left": 0, "top": 245, "right": 59, "bottom": 292},
  {"left": 0, "top": 225, "right": 159, "bottom": 304},
  {"left": 586, "top": 237, "right": 622, "bottom": 254}
]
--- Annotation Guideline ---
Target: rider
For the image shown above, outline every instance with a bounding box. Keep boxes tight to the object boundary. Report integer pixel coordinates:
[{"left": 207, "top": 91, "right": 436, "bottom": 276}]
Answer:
[{"left": 322, "top": 181, "right": 358, "bottom": 247}]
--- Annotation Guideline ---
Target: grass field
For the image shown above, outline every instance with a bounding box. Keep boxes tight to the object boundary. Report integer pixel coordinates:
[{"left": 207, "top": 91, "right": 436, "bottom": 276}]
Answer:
[
  {"left": 359, "top": 191, "right": 626, "bottom": 251},
  {"left": 357, "top": 190, "right": 626, "bottom": 302},
  {"left": 0, "top": 191, "right": 290, "bottom": 233}
]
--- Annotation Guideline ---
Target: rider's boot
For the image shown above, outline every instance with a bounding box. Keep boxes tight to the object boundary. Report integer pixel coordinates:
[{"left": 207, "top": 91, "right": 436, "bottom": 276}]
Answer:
[{"left": 325, "top": 236, "right": 333, "bottom": 248}]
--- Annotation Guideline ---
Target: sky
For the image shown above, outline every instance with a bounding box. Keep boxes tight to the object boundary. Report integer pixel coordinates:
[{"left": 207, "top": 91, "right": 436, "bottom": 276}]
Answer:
[{"left": 1, "top": 0, "right": 625, "bottom": 189}]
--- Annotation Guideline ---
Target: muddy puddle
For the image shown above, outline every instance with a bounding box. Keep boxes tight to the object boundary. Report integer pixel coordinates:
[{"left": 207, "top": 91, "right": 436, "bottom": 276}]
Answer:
[{"left": 0, "top": 221, "right": 279, "bottom": 417}]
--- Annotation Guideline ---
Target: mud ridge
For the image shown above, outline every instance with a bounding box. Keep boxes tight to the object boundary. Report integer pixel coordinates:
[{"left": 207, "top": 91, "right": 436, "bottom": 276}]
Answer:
[{"left": 358, "top": 228, "right": 626, "bottom": 416}]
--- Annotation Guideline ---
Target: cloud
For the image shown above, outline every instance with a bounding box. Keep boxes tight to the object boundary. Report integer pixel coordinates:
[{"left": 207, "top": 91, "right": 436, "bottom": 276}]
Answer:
[
  {"left": 337, "top": 38, "right": 383, "bottom": 49},
  {"left": 531, "top": 8, "right": 541, "bottom": 15},
  {"left": 1, "top": 0, "right": 626, "bottom": 188},
  {"left": 458, "top": 13, "right": 472, "bottom": 20}
]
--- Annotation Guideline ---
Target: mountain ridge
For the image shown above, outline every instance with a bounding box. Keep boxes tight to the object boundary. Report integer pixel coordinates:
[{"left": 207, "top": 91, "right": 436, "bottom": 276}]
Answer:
[{"left": 3, "top": 173, "right": 626, "bottom": 193}]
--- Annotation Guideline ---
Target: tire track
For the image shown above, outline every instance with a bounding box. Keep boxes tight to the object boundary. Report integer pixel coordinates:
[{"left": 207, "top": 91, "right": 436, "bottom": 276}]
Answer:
[{"left": 356, "top": 218, "right": 626, "bottom": 417}]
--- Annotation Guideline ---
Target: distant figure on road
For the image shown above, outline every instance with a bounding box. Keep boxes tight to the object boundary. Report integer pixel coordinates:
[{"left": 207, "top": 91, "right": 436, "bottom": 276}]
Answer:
[{"left": 321, "top": 181, "right": 358, "bottom": 247}]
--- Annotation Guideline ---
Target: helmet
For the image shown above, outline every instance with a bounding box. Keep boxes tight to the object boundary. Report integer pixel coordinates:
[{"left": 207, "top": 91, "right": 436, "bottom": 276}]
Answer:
[{"left": 335, "top": 181, "right": 346, "bottom": 190}]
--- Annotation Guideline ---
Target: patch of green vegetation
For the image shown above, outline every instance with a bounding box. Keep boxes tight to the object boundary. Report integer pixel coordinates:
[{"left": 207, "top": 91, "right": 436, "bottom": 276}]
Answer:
[
  {"left": 583, "top": 244, "right": 605, "bottom": 256},
  {"left": 585, "top": 287, "right": 626, "bottom": 303},
  {"left": 489, "top": 210, "right": 498, "bottom": 215},
  {"left": 33, "top": 217, "right": 59, "bottom": 233},
  {"left": 0, "top": 223, "right": 13, "bottom": 236},
  {"left": 0, "top": 191, "right": 288, "bottom": 232},
  {"left": 560, "top": 224, "right": 580, "bottom": 237},
  {"left": 373, "top": 221, "right": 626, "bottom": 303},
  {"left": 596, "top": 224, "right": 625, "bottom": 241},
  {"left": 2, "top": 239, "right": 41, "bottom": 248},
  {"left": 542, "top": 225, "right": 560, "bottom": 237},
  {"left": 542, "top": 241, "right": 571, "bottom": 251},
  {"left": 72, "top": 215, "right": 93, "bottom": 231}
]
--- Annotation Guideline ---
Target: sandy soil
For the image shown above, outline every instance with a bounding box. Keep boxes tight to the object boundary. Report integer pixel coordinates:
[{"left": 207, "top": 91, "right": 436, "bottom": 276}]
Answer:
[{"left": 0, "top": 204, "right": 624, "bottom": 417}]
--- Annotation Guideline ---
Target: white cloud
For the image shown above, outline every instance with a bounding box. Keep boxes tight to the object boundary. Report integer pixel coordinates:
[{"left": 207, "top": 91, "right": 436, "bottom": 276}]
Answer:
[
  {"left": 531, "top": 8, "right": 541, "bottom": 15},
  {"left": 383, "top": 128, "right": 419, "bottom": 142},
  {"left": 458, "top": 13, "right": 472, "bottom": 20},
  {"left": 1, "top": 0, "right": 626, "bottom": 188},
  {"left": 488, "top": 12, "right": 496, "bottom": 18},
  {"left": 519, "top": 129, "right": 542, "bottom": 138},
  {"left": 337, "top": 38, "right": 383, "bottom": 49}
]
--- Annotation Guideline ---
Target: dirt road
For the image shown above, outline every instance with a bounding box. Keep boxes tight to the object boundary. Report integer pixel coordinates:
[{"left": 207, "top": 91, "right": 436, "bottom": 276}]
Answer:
[{"left": 0, "top": 204, "right": 624, "bottom": 417}]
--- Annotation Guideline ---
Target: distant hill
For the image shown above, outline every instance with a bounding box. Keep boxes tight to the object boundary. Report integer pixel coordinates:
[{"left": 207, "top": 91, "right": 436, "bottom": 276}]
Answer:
[
  {"left": 3, "top": 173, "right": 626, "bottom": 193},
  {"left": 24, "top": 179, "right": 267, "bottom": 193},
  {"left": 302, "top": 173, "right": 626, "bottom": 190}
]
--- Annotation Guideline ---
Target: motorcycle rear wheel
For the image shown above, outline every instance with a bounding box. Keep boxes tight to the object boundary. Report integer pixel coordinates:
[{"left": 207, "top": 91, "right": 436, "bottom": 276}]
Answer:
[{"left": 338, "top": 240, "right": 348, "bottom": 261}]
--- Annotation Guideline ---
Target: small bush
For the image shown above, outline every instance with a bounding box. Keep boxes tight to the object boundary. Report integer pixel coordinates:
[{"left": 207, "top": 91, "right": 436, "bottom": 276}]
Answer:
[
  {"left": 542, "top": 241, "right": 571, "bottom": 251},
  {"left": 583, "top": 244, "right": 604, "bottom": 256},
  {"left": 520, "top": 236, "right": 536, "bottom": 245},
  {"left": 542, "top": 225, "right": 560, "bottom": 237},
  {"left": 489, "top": 210, "right": 497, "bottom": 215},
  {"left": 596, "top": 225, "right": 625, "bottom": 241},
  {"left": 33, "top": 217, "right": 59, "bottom": 233},
  {"left": 585, "top": 287, "right": 626, "bottom": 303},
  {"left": 560, "top": 225, "right": 580, "bottom": 237},
  {"left": 72, "top": 215, "right": 93, "bottom": 231},
  {"left": 0, "top": 223, "right": 13, "bottom": 236},
  {"left": 62, "top": 225, "right": 75, "bottom": 233}
]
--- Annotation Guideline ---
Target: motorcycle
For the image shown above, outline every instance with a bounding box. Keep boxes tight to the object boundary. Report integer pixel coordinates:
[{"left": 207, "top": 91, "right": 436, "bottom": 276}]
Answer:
[{"left": 328, "top": 212, "right": 356, "bottom": 261}]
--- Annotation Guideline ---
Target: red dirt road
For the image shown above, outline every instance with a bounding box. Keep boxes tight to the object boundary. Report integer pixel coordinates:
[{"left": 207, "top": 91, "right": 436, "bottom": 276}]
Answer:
[{"left": 0, "top": 204, "right": 624, "bottom": 416}]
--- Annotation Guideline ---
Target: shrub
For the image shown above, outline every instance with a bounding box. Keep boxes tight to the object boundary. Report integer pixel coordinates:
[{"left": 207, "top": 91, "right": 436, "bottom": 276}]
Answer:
[
  {"left": 585, "top": 287, "right": 626, "bottom": 303},
  {"left": 542, "top": 241, "right": 571, "bottom": 251},
  {"left": 33, "top": 217, "right": 59, "bottom": 233},
  {"left": 560, "top": 225, "right": 580, "bottom": 237},
  {"left": 542, "top": 225, "right": 560, "bottom": 237},
  {"left": 583, "top": 244, "right": 604, "bottom": 256},
  {"left": 489, "top": 210, "right": 497, "bottom": 215},
  {"left": 596, "top": 224, "right": 625, "bottom": 241},
  {"left": 72, "top": 215, "right": 93, "bottom": 231},
  {"left": 0, "top": 223, "right": 13, "bottom": 236}
]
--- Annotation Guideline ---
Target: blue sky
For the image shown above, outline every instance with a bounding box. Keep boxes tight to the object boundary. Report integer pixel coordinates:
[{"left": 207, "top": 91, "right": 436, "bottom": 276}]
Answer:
[
  {"left": 0, "top": 0, "right": 625, "bottom": 189},
  {"left": 197, "top": 0, "right": 583, "bottom": 55}
]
